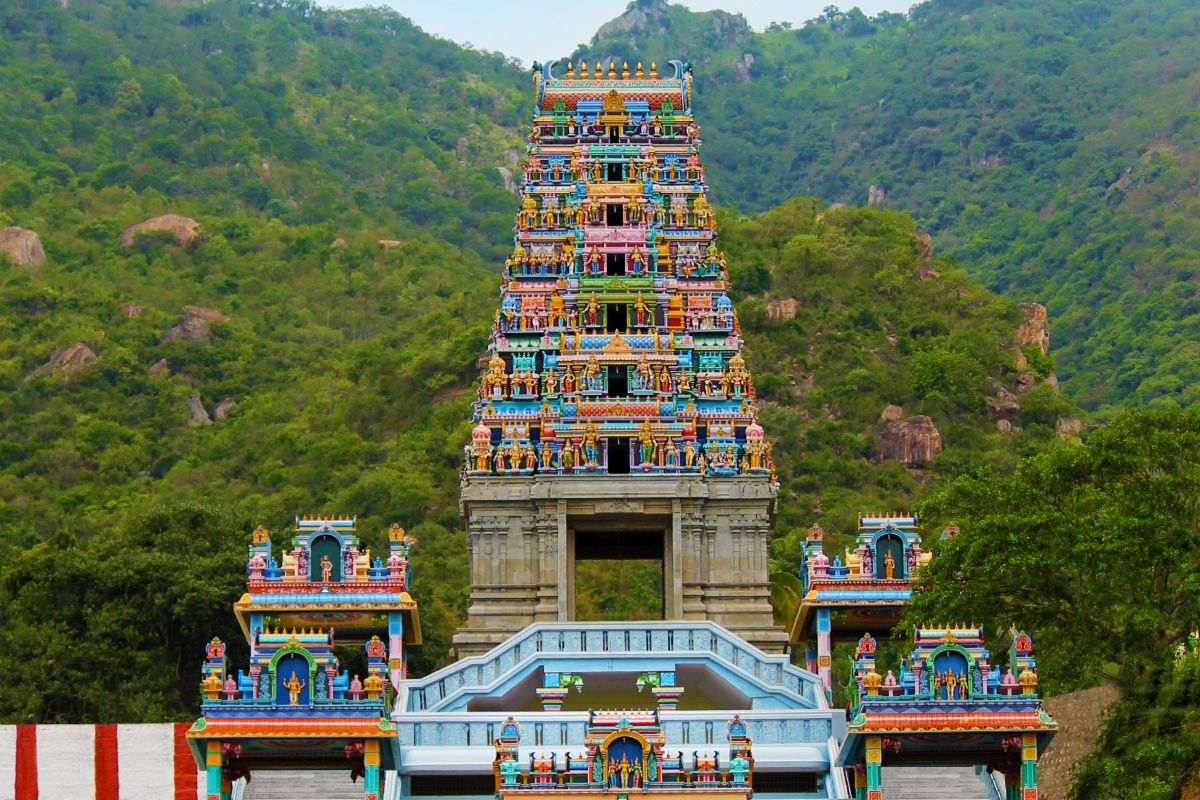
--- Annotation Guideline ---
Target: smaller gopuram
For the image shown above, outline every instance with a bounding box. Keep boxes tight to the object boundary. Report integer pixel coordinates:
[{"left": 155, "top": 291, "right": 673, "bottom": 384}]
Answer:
[
  {"left": 188, "top": 517, "right": 421, "bottom": 800},
  {"left": 790, "top": 515, "right": 930, "bottom": 693},
  {"left": 491, "top": 710, "right": 755, "bottom": 795},
  {"left": 836, "top": 626, "right": 1056, "bottom": 800}
]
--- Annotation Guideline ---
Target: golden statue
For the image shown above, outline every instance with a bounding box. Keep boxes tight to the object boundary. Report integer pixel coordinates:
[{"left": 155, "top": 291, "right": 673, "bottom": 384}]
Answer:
[
  {"left": 884, "top": 550, "right": 896, "bottom": 580},
  {"left": 283, "top": 671, "right": 305, "bottom": 705}
]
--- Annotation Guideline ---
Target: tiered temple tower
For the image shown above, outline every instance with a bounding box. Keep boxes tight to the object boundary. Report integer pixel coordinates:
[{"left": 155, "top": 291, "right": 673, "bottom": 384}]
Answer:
[
  {"left": 188, "top": 518, "right": 420, "bottom": 800},
  {"left": 455, "top": 60, "right": 785, "bottom": 656}
]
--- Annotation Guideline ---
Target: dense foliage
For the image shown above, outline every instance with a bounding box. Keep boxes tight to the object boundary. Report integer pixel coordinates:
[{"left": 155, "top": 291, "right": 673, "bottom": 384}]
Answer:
[
  {"left": 910, "top": 406, "right": 1200, "bottom": 798},
  {"left": 579, "top": 0, "right": 1200, "bottom": 414}
]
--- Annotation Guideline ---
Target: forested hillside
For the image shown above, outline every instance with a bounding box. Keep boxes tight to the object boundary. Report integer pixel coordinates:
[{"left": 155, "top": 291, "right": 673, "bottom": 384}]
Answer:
[
  {"left": 0, "top": 0, "right": 1071, "bottom": 718},
  {"left": 577, "top": 0, "right": 1200, "bottom": 413}
]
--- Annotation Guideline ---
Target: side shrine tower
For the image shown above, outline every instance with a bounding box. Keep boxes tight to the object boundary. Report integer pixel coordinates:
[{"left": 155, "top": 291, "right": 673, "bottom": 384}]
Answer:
[
  {"left": 455, "top": 60, "right": 785, "bottom": 657},
  {"left": 188, "top": 517, "right": 420, "bottom": 800}
]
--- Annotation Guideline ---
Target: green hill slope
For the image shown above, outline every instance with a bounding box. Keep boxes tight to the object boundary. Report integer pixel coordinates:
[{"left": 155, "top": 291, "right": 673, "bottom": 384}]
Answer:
[
  {"left": 0, "top": 0, "right": 1068, "bottom": 717},
  {"left": 575, "top": 0, "right": 1200, "bottom": 413}
]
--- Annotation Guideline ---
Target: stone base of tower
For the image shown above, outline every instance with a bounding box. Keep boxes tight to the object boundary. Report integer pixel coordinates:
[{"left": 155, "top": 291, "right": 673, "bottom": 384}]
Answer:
[{"left": 453, "top": 474, "right": 786, "bottom": 659}]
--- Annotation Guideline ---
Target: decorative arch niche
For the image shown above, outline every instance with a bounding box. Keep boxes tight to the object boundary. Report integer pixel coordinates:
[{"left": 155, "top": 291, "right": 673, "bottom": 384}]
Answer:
[{"left": 310, "top": 534, "right": 342, "bottom": 582}]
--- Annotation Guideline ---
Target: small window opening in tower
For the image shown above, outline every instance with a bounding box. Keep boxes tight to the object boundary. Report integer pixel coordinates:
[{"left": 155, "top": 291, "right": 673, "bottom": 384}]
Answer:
[
  {"left": 605, "top": 203, "right": 623, "bottom": 226},
  {"left": 607, "top": 437, "right": 631, "bottom": 475},
  {"left": 606, "top": 162, "right": 623, "bottom": 182},
  {"left": 607, "top": 365, "right": 628, "bottom": 396},
  {"left": 606, "top": 252, "right": 625, "bottom": 275},
  {"left": 606, "top": 303, "right": 627, "bottom": 332}
]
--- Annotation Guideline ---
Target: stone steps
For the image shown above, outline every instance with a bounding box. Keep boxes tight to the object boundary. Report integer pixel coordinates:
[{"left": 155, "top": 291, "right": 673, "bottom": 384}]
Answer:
[
  {"left": 243, "top": 770, "right": 363, "bottom": 800},
  {"left": 881, "top": 765, "right": 995, "bottom": 799}
]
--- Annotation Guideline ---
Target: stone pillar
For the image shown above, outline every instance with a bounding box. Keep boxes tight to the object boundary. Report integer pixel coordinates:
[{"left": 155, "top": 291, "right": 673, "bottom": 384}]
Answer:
[
  {"left": 204, "top": 741, "right": 222, "bottom": 800},
  {"left": 816, "top": 608, "right": 832, "bottom": 693},
  {"left": 364, "top": 739, "right": 381, "bottom": 800},
  {"left": 1021, "top": 733, "right": 1039, "bottom": 798},
  {"left": 865, "top": 736, "right": 883, "bottom": 800}
]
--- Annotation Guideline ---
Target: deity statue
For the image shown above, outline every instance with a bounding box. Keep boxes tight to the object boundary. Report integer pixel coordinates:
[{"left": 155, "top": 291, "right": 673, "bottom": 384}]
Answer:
[
  {"left": 348, "top": 674, "right": 363, "bottom": 699},
  {"left": 590, "top": 159, "right": 603, "bottom": 182},
  {"left": 284, "top": 671, "right": 305, "bottom": 705},
  {"left": 630, "top": 247, "right": 646, "bottom": 276},
  {"left": 540, "top": 442, "right": 554, "bottom": 470},
  {"left": 638, "top": 419, "right": 657, "bottom": 465},
  {"left": 544, "top": 368, "right": 558, "bottom": 394},
  {"left": 664, "top": 438, "right": 678, "bottom": 467},
  {"left": 320, "top": 555, "right": 333, "bottom": 582},
  {"left": 683, "top": 440, "right": 697, "bottom": 468},
  {"left": 657, "top": 366, "right": 672, "bottom": 393},
  {"left": 585, "top": 293, "right": 601, "bottom": 325},
  {"left": 670, "top": 201, "right": 688, "bottom": 227},
  {"left": 562, "top": 368, "right": 577, "bottom": 393},
  {"left": 634, "top": 354, "right": 654, "bottom": 390},
  {"left": 561, "top": 440, "right": 576, "bottom": 471},
  {"left": 541, "top": 203, "right": 556, "bottom": 228},
  {"left": 586, "top": 246, "right": 602, "bottom": 275},
  {"left": 582, "top": 422, "right": 599, "bottom": 466},
  {"left": 944, "top": 669, "right": 958, "bottom": 700},
  {"left": 584, "top": 355, "right": 603, "bottom": 391},
  {"left": 884, "top": 550, "right": 896, "bottom": 580},
  {"left": 518, "top": 195, "right": 538, "bottom": 228},
  {"left": 612, "top": 754, "right": 633, "bottom": 789},
  {"left": 483, "top": 353, "right": 507, "bottom": 398},
  {"left": 499, "top": 756, "right": 522, "bottom": 786},
  {"left": 528, "top": 122, "right": 540, "bottom": 143}
]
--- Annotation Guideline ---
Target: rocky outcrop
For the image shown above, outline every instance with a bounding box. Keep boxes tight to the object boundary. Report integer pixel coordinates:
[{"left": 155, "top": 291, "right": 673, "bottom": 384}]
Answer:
[
  {"left": 1056, "top": 415, "right": 1082, "bottom": 441},
  {"left": 330, "top": 238, "right": 346, "bottom": 249},
  {"left": 1036, "top": 685, "right": 1119, "bottom": 800},
  {"left": 213, "top": 397, "right": 237, "bottom": 420},
  {"left": 119, "top": 302, "right": 144, "bottom": 318},
  {"left": 867, "top": 184, "right": 886, "bottom": 206},
  {"left": 1016, "top": 302, "right": 1050, "bottom": 355},
  {"left": 120, "top": 214, "right": 201, "bottom": 248},
  {"left": 24, "top": 342, "right": 97, "bottom": 382},
  {"left": 915, "top": 231, "right": 939, "bottom": 279},
  {"left": 875, "top": 415, "right": 943, "bottom": 466},
  {"left": 766, "top": 298, "right": 799, "bottom": 322},
  {"left": 880, "top": 404, "right": 904, "bottom": 422},
  {"left": 730, "top": 53, "right": 754, "bottom": 83},
  {"left": 987, "top": 378, "right": 1020, "bottom": 426},
  {"left": 162, "top": 306, "right": 229, "bottom": 345},
  {"left": 497, "top": 166, "right": 517, "bottom": 193},
  {"left": 0, "top": 227, "right": 46, "bottom": 267},
  {"left": 378, "top": 239, "right": 401, "bottom": 250},
  {"left": 181, "top": 305, "right": 229, "bottom": 322},
  {"left": 187, "top": 394, "right": 211, "bottom": 425},
  {"left": 147, "top": 358, "right": 170, "bottom": 376}
]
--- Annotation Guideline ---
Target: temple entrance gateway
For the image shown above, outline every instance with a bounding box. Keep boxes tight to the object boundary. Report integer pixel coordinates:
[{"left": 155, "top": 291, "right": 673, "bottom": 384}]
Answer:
[{"left": 570, "top": 518, "right": 667, "bottom": 620}]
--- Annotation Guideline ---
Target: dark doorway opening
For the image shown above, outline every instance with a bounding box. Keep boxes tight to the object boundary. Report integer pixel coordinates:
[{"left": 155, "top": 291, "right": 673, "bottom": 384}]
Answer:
[
  {"left": 606, "top": 162, "right": 623, "bottom": 182},
  {"left": 606, "top": 252, "right": 625, "bottom": 275},
  {"left": 608, "top": 437, "right": 631, "bottom": 474},
  {"left": 607, "top": 365, "right": 628, "bottom": 396},
  {"left": 606, "top": 303, "right": 627, "bottom": 332},
  {"left": 606, "top": 203, "right": 623, "bottom": 226},
  {"left": 572, "top": 521, "right": 667, "bottom": 621}
]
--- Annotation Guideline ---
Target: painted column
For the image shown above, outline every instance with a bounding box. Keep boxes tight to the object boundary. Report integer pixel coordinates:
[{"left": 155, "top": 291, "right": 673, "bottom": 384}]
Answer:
[
  {"left": 1021, "top": 733, "right": 1038, "bottom": 799},
  {"left": 854, "top": 763, "right": 867, "bottom": 800},
  {"left": 205, "top": 741, "right": 222, "bottom": 800},
  {"left": 364, "top": 739, "right": 381, "bottom": 800},
  {"left": 816, "top": 608, "right": 832, "bottom": 693},
  {"left": 865, "top": 736, "right": 882, "bottom": 800},
  {"left": 389, "top": 611, "right": 405, "bottom": 688},
  {"left": 1004, "top": 767, "right": 1021, "bottom": 800}
]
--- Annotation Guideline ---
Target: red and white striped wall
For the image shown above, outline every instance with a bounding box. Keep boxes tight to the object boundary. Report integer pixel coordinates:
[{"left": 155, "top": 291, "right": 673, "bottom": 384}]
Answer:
[{"left": 0, "top": 723, "right": 204, "bottom": 800}]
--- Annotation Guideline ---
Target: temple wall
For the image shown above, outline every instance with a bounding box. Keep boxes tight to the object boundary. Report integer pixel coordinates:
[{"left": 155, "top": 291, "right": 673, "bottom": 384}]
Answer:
[
  {"left": 0, "top": 723, "right": 204, "bottom": 800},
  {"left": 454, "top": 475, "right": 787, "bottom": 658}
]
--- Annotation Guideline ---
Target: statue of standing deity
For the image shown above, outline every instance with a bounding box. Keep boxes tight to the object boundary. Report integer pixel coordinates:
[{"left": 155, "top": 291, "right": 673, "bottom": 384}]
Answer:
[
  {"left": 582, "top": 422, "right": 599, "bottom": 466},
  {"left": 884, "top": 550, "right": 896, "bottom": 580},
  {"left": 638, "top": 419, "right": 657, "bottom": 466},
  {"left": 320, "top": 555, "right": 333, "bottom": 583},
  {"left": 284, "top": 671, "right": 305, "bottom": 705}
]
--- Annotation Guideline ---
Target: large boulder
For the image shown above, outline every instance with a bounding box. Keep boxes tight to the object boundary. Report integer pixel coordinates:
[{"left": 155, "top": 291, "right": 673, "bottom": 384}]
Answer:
[
  {"left": 1016, "top": 302, "right": 1050, "bottom": 355},
  {"left": 987, "top": 378, "right": 1020, "bottom": 423},
  {"left": 120, "top": 214, "right": 201, "bottom": 248},
  {"left": 867, "top": 184, "right": 886, "bottom": 206},
  {"left": 187, "top": 394, "right": 211, "bottom": 425},
  {"left": 766, "top": 298, "right": 799, "bottom": 322},
  {"left": 213, "top": 397, "right": 237, "bottom": 420},
  {"left": 162, "top": 306, "right": 229, "bottom": 345},
  {"left": 875, "top": 415, "right": 943, "bottom": 467},
  {"left": 119, "top": 302, "right": 144, "bottom": 318},
  {"left": 24, "top": 342, "right": 97, "bottom": 382},
  {"left": 880, "top": 404, "right": 905, "bottom": 422},
  {"left": 0, "top": 227, "right": 46, "bottom": 267}
]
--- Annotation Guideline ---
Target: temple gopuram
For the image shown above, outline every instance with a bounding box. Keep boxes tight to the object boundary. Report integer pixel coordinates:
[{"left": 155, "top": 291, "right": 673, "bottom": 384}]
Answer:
[
  {"left": 455, "top": 58, "right": 784, "bottom": 657},
  {"left": 185, "top": 60, "right": 1057, "bottom": 800}
]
